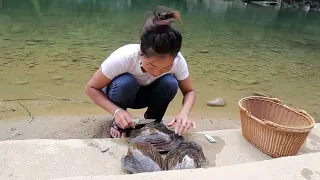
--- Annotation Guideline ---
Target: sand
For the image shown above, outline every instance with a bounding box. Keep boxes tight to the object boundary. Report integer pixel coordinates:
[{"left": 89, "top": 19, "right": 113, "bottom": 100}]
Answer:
[{"left": 0, "top": 113, "right": 241, "bottom": 141}]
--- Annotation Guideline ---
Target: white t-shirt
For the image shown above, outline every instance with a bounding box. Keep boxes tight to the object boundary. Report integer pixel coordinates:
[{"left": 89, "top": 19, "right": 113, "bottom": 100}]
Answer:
[{"left": 101, "top": 44, "right": 189, "bottom": 86}]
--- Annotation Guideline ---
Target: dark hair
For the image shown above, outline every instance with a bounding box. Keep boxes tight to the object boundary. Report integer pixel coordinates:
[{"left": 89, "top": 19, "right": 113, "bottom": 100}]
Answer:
[{"left": 140, "top": 6, "right": 182, "bottom": 58}]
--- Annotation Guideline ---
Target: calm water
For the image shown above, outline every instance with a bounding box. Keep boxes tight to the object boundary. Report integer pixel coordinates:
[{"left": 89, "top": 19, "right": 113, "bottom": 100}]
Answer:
[{"left": 1, "top": 0, "right": 320, "bottom": 121}]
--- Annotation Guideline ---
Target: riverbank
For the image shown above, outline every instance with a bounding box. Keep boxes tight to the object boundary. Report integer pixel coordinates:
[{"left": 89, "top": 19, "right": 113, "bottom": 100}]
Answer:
[
  {"left": 281, "top": 0, "right": 320, "bottom": 12},
  {"left": 247, "top": 0, "right": 320, "bottom": 12},
  {"left": 0, "top": 113, "right": 241, "bottom": 141}
]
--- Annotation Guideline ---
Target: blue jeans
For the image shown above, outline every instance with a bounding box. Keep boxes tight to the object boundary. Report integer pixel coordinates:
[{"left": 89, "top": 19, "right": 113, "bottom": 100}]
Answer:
[{"left": 101, "top": 73, "right": 178, "bottom": 123}]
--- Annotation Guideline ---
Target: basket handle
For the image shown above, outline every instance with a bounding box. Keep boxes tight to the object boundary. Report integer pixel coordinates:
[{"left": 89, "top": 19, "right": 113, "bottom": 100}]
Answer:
[
  {"left": 296, "top": 109, "right": 309, "bottom": 116},
  {"left": 261, "top": 118, "right": 278, "bottom": 127},
  {"left": 269, "top": 98, "right": 284, "bottom": 104}
]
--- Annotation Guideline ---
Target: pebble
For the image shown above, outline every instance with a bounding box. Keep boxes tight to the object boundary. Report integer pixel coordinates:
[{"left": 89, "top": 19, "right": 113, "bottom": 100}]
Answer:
[
  {"left": 60, "top": 61, "right": 69, "bottom": 67},
  {"left": 50, "top": 75, "right": 63, "bottom": 80},
  {"left": 206, "top": 98, "right": 226, "bottom": 107},
  {"left": 48, "top": 69, "right": 57, "bottom": 73},
  {"left": 15, "top": 81, "right": 29, "bottom": 85},
  {"left": 27, "top": 42, "right": 36, "bottom": 45},
  {"left": 99, "top": 146, "right": 109, "bottom": 153},
  {"left": 198, "top": 49, "right": 210, "bottom": 53},
  {"left": 244, "top": 79, "right": 259, "bottom": 85}
]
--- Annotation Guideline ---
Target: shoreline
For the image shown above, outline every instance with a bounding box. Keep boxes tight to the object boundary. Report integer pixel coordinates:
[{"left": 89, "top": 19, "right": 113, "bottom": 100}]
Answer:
[{"left": 0, "top": 113, "right": 242, "bottom": 141}]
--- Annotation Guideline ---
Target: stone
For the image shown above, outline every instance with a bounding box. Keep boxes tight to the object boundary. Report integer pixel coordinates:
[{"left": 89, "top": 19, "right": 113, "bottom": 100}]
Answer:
[
  {"left": 15, "top": 81, "right": 29, "bottom": 85},
  {"left": 50, "top": 75, "right": 63, "bottom": 80},
  {"left": 48, "top": 69, "right": 57, "bottom": 73},
  {"left": 206, "top": 98, "right": 226, "bottom": 107},
  {"left": 27, "top": 42, "right": 36, "bottom": 45},
  {"left": 60, "top": 61, "right": 69, "bottom": 67},
  {"left": 198, "top": 49, "right": 210, "bottom": 53},
  {"left": 244, "top": 79, "right": 259, "bottom": 85}
]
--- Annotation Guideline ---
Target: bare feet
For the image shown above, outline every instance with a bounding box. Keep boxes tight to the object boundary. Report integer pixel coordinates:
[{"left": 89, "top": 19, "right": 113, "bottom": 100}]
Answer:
[{"left": 110, "top": 126, "right": 127, "bottom": 138}]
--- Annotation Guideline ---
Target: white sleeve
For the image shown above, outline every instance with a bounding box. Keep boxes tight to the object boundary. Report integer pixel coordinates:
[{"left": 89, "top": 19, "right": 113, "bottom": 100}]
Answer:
[
  {"left": 172, "top": 52, "right": 190, "bottom": 81},
  {"left": 100, "top": 46, "right": 132, "bottom": 80}
]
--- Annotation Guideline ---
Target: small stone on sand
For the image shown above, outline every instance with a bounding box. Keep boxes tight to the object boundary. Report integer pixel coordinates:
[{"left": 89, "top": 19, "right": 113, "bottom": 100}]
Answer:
[
  {"left": 60, "top": 61, "right": 69, "bottom": 67},
  {"left": 50, "top": 75, "right": 63, "bottom": 80},
  {"left": 206, "top": 98, "right": 226, "bottom": 107},
  {"left": 15, "top": 81, "right": 29, "bottom": 85}
]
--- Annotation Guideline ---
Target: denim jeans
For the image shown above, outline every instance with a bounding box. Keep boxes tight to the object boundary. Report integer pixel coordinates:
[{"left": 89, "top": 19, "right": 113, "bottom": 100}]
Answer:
[{"left": 101, "top": 73, "right": 178, "bottom": 123}]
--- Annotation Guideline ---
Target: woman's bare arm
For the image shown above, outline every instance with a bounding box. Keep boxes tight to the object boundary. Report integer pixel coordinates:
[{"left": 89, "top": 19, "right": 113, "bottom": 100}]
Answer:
[
  {"left": 84, "top": 67, "right": 119, "bottom": 114},
  {"left": 178, "top": 76, "right": 196, "bottom": 115},
  {"left": 167, "top": 76, "right": 196, "bottom": 134},
  {"left": 84, "top": 67, "right": 135, "bottom": 129}
]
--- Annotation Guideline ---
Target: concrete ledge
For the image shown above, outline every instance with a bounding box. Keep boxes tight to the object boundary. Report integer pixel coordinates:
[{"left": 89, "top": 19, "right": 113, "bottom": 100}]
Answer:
[
  {"left": 0, "top": 125, "right": 319, "bottom": 180},
  {"left": 51, "top": 152, "right": 320, "bottom": 180}
]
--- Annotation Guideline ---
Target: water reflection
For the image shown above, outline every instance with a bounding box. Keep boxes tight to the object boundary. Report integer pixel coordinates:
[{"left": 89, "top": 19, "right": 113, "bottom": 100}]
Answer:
[
  {"left": 0, "top": 0, "right": 319, "bottom": 121},
  {"left": 1, "top": 0, "right": 319, "bottom": 31}
]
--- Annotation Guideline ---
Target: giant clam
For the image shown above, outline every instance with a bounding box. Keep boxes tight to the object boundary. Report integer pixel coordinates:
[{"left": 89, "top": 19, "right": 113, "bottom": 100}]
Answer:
[
  {"left": 129, "top": 122, "right": 184, "bottom": 153},
  {"left": 121, "top": 142, "right": 163, "bottom": 174},
  {"left": 163, "top": 141, "right": 209, "bottom": 170}
]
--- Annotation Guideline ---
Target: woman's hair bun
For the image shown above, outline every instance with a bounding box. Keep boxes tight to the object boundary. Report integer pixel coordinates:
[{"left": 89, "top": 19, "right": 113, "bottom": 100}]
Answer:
[{"left": 152, "top": 6, "right": 182, "bottom": 33}]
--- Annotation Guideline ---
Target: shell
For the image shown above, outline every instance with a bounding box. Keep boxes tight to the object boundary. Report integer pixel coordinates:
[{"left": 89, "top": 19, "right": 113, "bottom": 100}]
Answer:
[
  {"left": 121, "top": 142, "right": 163, "bottom": 174},
  {"left": 163, "top": 141, "right": 209, "bottom": 170},
  {"left": 129, "top": 122, "right": 184, "bottom": 153}
]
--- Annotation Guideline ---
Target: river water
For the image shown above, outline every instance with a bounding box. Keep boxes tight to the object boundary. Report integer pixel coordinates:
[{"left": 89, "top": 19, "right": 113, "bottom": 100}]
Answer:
[{"left": 0, "top": 0, "right": 319, "bottom": 122}]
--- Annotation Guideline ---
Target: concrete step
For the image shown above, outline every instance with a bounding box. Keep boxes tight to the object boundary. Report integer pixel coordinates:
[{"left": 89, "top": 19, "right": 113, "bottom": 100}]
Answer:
[
  {"left": 0, "top": 124, "right": 319, "bottom": 180},
  {"left": 52, "top": 152, "right": 320, "bottom": 180}
]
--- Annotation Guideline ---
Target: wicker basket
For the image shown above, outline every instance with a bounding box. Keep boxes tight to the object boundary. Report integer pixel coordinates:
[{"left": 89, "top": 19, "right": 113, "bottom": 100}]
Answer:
[{"left": 238, "top": 96, "right": 315, "bottom": 158}]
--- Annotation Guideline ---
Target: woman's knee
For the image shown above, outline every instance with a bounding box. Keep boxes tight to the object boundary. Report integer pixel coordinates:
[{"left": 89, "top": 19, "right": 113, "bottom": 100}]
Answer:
[
  {"left": 105, "top": 73, "right": 139, "bottom": 105},
  {"left": 156, "top": 74, "right": 178, "bottom": 99}
]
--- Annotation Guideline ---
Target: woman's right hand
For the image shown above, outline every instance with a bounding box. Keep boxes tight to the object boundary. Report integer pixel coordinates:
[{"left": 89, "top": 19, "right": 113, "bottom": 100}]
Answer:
[{"left": 114, "top": 109, "right": 135, "bottom": 129}]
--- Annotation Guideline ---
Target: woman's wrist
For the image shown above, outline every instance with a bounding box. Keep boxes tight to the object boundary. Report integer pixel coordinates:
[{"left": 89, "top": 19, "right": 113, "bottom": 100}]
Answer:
[
  {"left": 113, "top": 108, "right": 122, "bottom": 117},
  {"left": 179, "top": 91, "right": 195, "bottom": 116}
]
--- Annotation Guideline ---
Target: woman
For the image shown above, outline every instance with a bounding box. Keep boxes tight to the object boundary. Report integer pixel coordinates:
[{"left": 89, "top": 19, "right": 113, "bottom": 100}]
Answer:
[{"left": 85, "top": 6, "right": 196, "bottom": 138}]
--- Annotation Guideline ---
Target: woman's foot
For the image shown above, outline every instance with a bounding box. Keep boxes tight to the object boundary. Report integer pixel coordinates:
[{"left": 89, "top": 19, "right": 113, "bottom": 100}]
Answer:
[
  {"left": 110, "top": 120, "right": 129, "bottom": 138},
  {"left": 110, "top": 126, "right": 127, "bottom": 138}
]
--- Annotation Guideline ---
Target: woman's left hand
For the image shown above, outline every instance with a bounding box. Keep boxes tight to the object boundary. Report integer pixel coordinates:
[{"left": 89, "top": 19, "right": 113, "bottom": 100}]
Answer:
[{"left": 166, "top": 112, "right": 196, "bottom": 135}]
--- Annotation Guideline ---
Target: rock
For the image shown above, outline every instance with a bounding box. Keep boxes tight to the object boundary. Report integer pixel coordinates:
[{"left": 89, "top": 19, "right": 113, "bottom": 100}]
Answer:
[
  {"left": 244, "top": 79, "right": 259, "bottom": 85},
  {"left": 48, "top": 69, "right": 57, "bottom": 73},
  {"left": 29, "top": 64, "right": 34, "bottom": 68},
  {"left": 60, "top": 61, "right": 69, "bottom": 67},
  {"left": 99, "top": 145, "right": 109, "bottom": 153},
  {"left": 27, "top": 42, "right": 36, "bottom": 45},
  {"left": 15, "top": 81, "right": 29, "bottom": 85},
  {"left": 206, "top": 98, "right": 226, "bottom": 107},
  {"left": 50, "top": 75, "right": 63, "bottom": 80},
  {"left": 198, "top": 49, "right": 210, "bottom": 53}
]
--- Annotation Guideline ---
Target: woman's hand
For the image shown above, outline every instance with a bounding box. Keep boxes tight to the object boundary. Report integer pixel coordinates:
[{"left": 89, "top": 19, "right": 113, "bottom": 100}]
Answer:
[
  {"left": 114, "top": 109, "right": 135, "bottom": 129},
  {"left": 167, "top": 112, "right": 196, "bottom": 135}
]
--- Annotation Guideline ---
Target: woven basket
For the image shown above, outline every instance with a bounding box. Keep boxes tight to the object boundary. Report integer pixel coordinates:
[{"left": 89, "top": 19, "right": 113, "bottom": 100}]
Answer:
[{"left": 238, "top": 96, "right": 315, "bottom": 158}]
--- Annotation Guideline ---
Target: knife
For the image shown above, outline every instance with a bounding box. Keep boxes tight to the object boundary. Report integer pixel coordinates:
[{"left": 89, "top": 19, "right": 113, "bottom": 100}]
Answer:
[
  {"left": 132, "top": 118, "right": 156, "bottom": 125},
  {"left": 112, "top": 119, "right": 157, "bottom": 134}
]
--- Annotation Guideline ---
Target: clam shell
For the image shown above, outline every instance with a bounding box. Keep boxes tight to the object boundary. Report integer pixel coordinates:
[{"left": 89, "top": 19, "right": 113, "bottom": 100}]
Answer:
[
  {"left": 129, "top": 122, "right": 184, "bottom": 153},
  {"left": 164, "top": 141, "right": 209, "bottom": 170},
  {"left": 121, "top": 142, "right": 163, "bottom": 174}
]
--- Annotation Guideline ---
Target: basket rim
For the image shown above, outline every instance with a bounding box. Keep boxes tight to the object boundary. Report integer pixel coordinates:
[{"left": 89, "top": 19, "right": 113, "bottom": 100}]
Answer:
[{"left": 238, "top": 96, "right": 315, "bottom": 131}]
